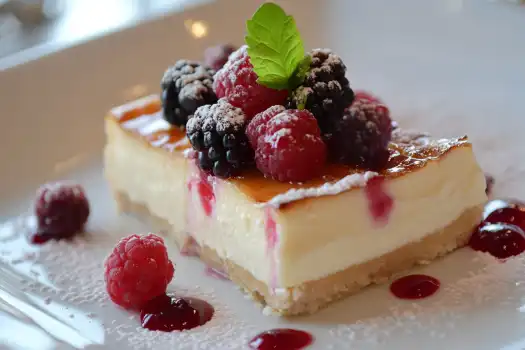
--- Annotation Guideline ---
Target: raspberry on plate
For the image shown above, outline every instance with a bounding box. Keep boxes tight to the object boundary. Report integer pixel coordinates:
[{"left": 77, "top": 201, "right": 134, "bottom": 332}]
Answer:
[
  {"left": 34, "top": 182, "right": 90, "bottom": 240},
  {"left": 161, "top": 60, "right": 217, "bottom": 128},
  {"left": 186, "top": 98, "right": 254, "bottom": 178},
  {"left": 328, "top": 98, "right": 393, "bottom": 170},
  {"left": 249, "top": 108, "right": 327, "bottom": 182},
  {"left": 204, "top": 44, "right": 236, "bottom": 71},
  {"left": 104, "top": 233, "right": 175, "bottom": 310},
  {"left": 213, "top": 45, "right": 288, "bottom": 119}
]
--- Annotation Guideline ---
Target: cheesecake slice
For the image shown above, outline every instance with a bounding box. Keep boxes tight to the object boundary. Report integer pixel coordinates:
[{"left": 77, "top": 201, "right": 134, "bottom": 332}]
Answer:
[{"left": 104, "top": 95, "right": 487, "bottom": 316}]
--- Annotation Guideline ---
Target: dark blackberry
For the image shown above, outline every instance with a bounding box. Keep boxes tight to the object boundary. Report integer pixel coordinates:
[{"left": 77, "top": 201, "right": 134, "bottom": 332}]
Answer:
[
  {"left": 161, "top": 60, "right": 217, "bottom": 127},
  {"left": 186, "top": 99, "right": 253, "bottom": 178},
  {"left": 286, "top": 49, "right": 354, "bottom": 133},
  {"left": 327, "top": 99, "right": 393, "bottom": 170}
]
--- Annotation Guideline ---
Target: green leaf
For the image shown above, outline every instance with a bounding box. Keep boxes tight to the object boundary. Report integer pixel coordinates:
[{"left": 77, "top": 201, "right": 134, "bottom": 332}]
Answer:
[
  {"left": 288, "top": 55, "right": 312, "bottom": 91},
  {"left": 245, "top": 2, "right": 305, "bottom": 90}
]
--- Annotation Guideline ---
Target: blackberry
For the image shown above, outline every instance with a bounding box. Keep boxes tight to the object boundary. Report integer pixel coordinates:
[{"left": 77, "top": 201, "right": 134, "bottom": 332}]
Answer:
[
  {"left": 327, "top": 99, "right": 393, "bottom": 170},
  {"left": 161, "top": 60, "right": 217, "bottom": 127},
  {"left": 186, "top": 99, "right": 253, "bottom": 178},
  {"left": 286, "top": 49, "right": 354, "bottom": 133}
]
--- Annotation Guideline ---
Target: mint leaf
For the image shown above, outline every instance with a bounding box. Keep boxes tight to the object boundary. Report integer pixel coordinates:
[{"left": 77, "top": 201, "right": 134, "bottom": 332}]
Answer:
[
  {"left": 245, "top": 2, "right": 305, "bottom": 90},
  {"left": 288, "top": 55, "right": 312, "bottom": 91}
]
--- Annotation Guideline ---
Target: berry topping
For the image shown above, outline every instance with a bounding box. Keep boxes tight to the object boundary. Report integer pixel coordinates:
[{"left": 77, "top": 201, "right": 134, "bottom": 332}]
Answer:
[
  {"left": 34, "top": 182, "right": 90, "bottom": 240},
  {"left": 286, "top": 49, "right": 354, "bottom": 132},
  {"left": 246, "top": 105, "right": 286, "bottom": 148},
  {"left": 161, "top": 60, "right": 217, "bottom": 127},
  {"left": 249, "top": 108, "right": 327, "bottom": 182},
  {"left": 327, "top": 98, "right": 392, "bottom": 170},
  {"left": 204, "top": 44, "right": 236, "bottom": 71},
  {"left": 186, "top": 98, "right": 254, "bottom": 178},
  {"left": 104, "top": 233, "right": 175, "bottom": 310},
  {"left": 213, "top": 46, "right": 288, "bottom": 119}
]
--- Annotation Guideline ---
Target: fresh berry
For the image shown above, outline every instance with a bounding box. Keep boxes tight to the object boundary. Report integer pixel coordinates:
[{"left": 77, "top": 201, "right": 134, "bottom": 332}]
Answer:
[
  {"left": 246, "top": 105, "right": 286, "bottom": 148},
  {"left": 327, "top": 98, "right": 392, "bottom": 170},
  {"left": 250, "top": 108, "right": 327, "bottom": 182},
  {"left": 213, "top": 45, "right": 288, "bottom": 119},
  {"left": 354, "top": 90, "right": 383, "bottom": 104},
  {"left": 34, "top": 182, "right": 90, "bottom": 239},
  {"left": 161, "top": 60, "right": 217, "bottom": 127},
  {"left": 204, "top": 44, "right": 236, "bottom": 71},
  {"left": 104, "top": 233, "right": 175, "bottom": 310},
  {"left": 186, "top": 98, "right": 254, "bottom": 178},
  {"left": 286, "top": 49, "right": 354, "bottom": 133}
]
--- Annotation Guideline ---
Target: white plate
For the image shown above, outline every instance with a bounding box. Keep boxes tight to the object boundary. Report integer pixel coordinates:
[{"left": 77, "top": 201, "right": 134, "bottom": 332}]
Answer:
[{"left": 1, "top": 0, "right": 525, "bottom": 349}]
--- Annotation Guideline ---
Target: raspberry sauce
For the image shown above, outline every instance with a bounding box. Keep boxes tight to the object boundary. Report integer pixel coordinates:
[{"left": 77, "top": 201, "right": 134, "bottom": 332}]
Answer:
[
  {"left": 205, "top": 266, "right": 230, "bottom": 280},
  {"left": 248, "top": 329, "right": 313, "bottom": 350},
  {"left": 365, "top": 176, "right": 394, "bottom": 224},
  {"left": 469, "top": 199, "right": 525, "bottom": 259},
  {"left": 390, "top": 274, "right": 441, "bottom": 299},
  {"left": 188, "top": 171, "right": 215, "bottom": 217},
  {"left": 140, "top": 294, "right": 214, "bottom": 332},
  {"left": 30, "top": 231, "right": 54, "bottom": 244}
]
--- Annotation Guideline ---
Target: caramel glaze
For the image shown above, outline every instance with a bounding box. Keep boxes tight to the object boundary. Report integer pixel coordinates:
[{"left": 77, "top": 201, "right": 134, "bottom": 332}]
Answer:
[{"left": 109, "top": 96, "right": 471, "bottom": 205}]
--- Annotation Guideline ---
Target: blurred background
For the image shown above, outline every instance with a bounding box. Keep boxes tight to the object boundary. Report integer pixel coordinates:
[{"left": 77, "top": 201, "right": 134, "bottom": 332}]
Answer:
[{"left": 0, "top": 0, "right": 211, "bottom": 59}]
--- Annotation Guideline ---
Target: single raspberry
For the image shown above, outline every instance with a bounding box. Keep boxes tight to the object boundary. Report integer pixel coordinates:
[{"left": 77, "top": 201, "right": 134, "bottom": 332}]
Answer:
[
  {"left": 34, "top": 182, "right": 90, "bottom": 239},
  {"left": 161, "top": 60, "right": 217, "bottom": 127},
  {"left": 251, "top": 109, "right": 327, "bottom": 182},
  {"left": 327, "top": 99, "right": 392, "bottom": 170},
  {"left": 246, "top": 105, "right": 286, "bottom": 148},
  {"left": 104, "top": 233, "right": 175, "bottom": 310},
  {"left": 286, "top": 49, "right": 354, "bottom": 133},
  {"left": 186, "top": 98, "right": 254, "bottom": 178},
  {"left": 213, "top": 45, "right": 288, "bottom": 119},
  {"left": 204, "top": 44, "right": 236, "bottom": 71}
]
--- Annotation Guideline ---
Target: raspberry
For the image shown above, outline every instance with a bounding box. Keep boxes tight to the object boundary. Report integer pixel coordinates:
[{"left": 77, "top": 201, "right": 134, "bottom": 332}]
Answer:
[
  {"left": 213, "top": 45, "right": 288, "bottom": 119},
  {"left": 34, "top": 182, "right": 90, "bottom": 239},
  {"left": 104, "top": 233, "right": 175, "bottom": 310},
  {"left": 328, "top": 99, "right": 392, "bottom": 170},
  {"left": 204, "top": 44, "right": 236, "bottom": 71},
  {"left": 161, "top": 60, "right": 217, "bottom": 127},
  {"left": 246, "top": 105, "right": 286, "bottom": 148},
  {"left": 286, "top": 49, "right": 354, "bottom": 133},
  {"left": 250, "top": 108, "right": 327, "bottom": 182},
  {"left": 186, "top": 99, "right": 254, "bottom": 178},
  {"left": 354, "top": 90, "right": 383, "bottom": 104}
]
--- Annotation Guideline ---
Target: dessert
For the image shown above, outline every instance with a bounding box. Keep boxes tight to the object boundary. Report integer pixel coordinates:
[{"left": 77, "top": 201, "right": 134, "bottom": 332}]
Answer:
[{"left": 104, "top": 3, "right": 488, "bottom": 315}]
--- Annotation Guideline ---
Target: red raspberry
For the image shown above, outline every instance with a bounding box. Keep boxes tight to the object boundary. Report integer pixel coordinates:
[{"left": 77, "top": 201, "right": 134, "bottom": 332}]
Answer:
[
  {"left": 213, "top": 45, "right": 288, "bottom": 119},
  {"left": 104, "top": 233, "right": 175, "bottom": 310},
  {"left": 34, "top": 182, "right": 90, "bottom": 239},
  {"left": 354, "top": 90, "right": 383, "bottom": 104},
  {"left": 204, "top": 44, "right": 236, "bottom": 71},
  {"left": 246, "top": 105, "right": 286, "bottom": 148},
  {"left": 250, "top": 109, "right": 327, "bottom": 182}
]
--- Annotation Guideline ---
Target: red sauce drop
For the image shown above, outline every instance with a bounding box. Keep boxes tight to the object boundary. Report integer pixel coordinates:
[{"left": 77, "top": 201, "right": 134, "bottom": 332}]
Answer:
[
  {"left": 140, "top": 294, "right": 214, "bottom": 332},
  {"left": 205, "top": 266, "right": 230, "bottom": 281},
  {"left": 390, "top": 274, "right": 440, "bottom": 299},
  {"left": 188, "top": 170, "right": 215, "bottom": 217},
  {"left": 248, "top": 329, "right": 313, "bottom": 350},
  {"left": 365, "top": 176, "right": 394, "bottom": 224},
  {"left": 264, "top": 208, "right": 278, "bottom": 251},
  {"left": 469, "top": 199, "right": 525, "bottom": 259},
  {"left": 30, "top": 231, "right": 54, "bottom": 245}
]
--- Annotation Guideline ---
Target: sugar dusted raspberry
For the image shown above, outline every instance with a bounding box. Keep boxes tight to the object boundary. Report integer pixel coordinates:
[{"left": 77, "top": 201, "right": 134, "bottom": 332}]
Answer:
[
  {"left": 34, "top": 182, "right": 90, "bottom": 239},
  {"left": 213, "top": 45, "right": 288, "bottom": 119},
  {"left": 252, "top": 109, "right": 327, "bottom": 182},
  {"left": 104, "top": 233, "right": 175, "bottom": 310},
  {"left": 246, "top": 105, "right": 286, "bottom": 148},
  {"left": 204, "top": 44, "right": 236, "bottom": 71}
]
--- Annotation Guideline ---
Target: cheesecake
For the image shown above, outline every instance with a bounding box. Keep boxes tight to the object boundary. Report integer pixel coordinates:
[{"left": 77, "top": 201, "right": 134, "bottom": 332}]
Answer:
[{"left": 104, "top": 94, "right": 487, "bottom": 316}]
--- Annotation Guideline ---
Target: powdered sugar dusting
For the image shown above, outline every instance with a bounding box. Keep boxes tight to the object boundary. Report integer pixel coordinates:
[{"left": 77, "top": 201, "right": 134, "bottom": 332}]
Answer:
[{"left": 264, "top": 171, "right": 378, "bottom": 208}]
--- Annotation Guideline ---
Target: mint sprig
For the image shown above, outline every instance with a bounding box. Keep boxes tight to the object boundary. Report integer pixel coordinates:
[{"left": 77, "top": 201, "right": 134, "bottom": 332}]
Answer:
[{"left": 246, "top": 3, "right": 307, "bottom": 90}]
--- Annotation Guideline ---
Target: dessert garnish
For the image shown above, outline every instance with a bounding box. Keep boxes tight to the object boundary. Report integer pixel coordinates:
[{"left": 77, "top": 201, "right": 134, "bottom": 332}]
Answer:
[
  {"left": 248, "top": 329, "right": 314, "bottom": 350},
  {"left": 204, "top": 44, "right": 236, "bottom": 71},
  {"left": 390, "top": 274, "right": 441, "bottom": 300},
  {"left": 161, "top": 60, "right": 217, "bottom": 127},
  {"left": 32, "top": 182, "right": 90, "bottom": 244},
  {"left": 104, "top": 233, "right": 175, "bottom": 310}
]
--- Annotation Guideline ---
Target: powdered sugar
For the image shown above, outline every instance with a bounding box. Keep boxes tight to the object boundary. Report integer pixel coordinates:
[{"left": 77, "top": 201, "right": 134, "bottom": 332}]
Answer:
[
  {"left": 263, "top": 128, "right": 292, "bottom": 148},
  {"left": 188, "top": 98, "right": 246, "bottom": 134},
  {"left": 264, "top": 171, "right": 378, "bottom": 208}
]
